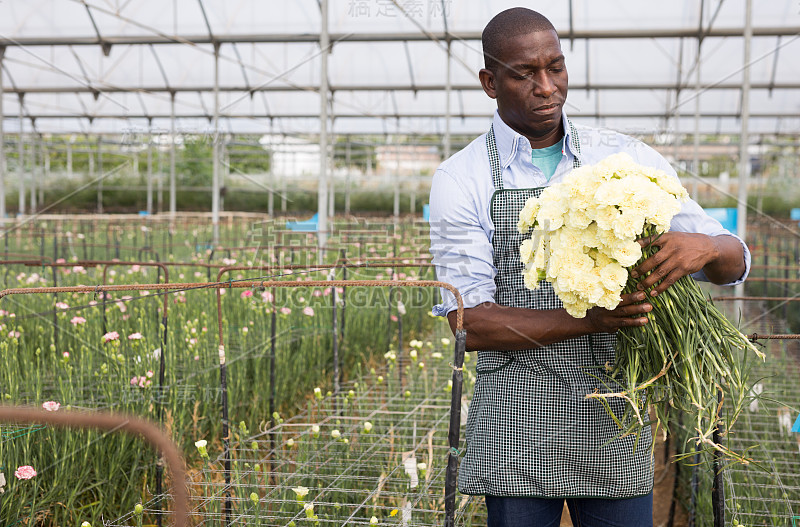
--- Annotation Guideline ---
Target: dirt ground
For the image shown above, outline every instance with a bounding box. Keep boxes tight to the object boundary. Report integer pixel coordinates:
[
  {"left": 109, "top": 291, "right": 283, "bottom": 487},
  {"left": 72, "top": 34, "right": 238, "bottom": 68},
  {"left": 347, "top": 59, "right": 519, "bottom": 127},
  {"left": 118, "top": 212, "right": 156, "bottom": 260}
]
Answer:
[{"left": 558, "top": 431, "right": 689, "bottom": 527}]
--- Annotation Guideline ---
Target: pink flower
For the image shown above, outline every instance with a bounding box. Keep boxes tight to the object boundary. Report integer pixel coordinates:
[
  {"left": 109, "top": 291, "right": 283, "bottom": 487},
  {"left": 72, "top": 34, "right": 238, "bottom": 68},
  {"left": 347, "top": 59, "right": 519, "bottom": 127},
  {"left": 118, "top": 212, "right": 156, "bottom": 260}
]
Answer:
[
  {"left": 336, "top": 287, "right": 344, "bottom": 294},
  {"left": 280, "top": 307, "right": 292, "bottom": 315},
  {"left": 14, "top": 466, "right": 36, "bottom": 480},
  {"left": 116, "top": 302, "right": 127, "bottom": 313},
  {"left": 128, "top": 332, "right": 143, "bottom": 340},
  {"left": 55, "top": 302, "right": 70, "bottom": 310},
  {"left": 261, "top": 291, "right": 274, "bottom": 303},
  {"left": 303, "top": 307, "right": 315, "bottom": 317},
  {"left": 146, "top": 370, "right": 154, "bottom": 378},
  {"left": 9, "top": 330, "right": 20, "bottom": 338},
  {"left": 62, "top": 352, "right": 70, "bottom": 359},
  {"left": 56, "top": 258, "right": 66, "bottom": 264},
  {"left": 391, "top": 315, "right": 398, "bottom": 322},
  {"left": 102, "top": 331, "right": 120, "bottom": 343},
  {"left": 130, "top": 376, "right": 138, "bottom": 386},
  {"left": 42, "top": 401, "right": 60, "bottom": 412},
  {"left": 70, "top": 316, "right": 86, "bottom": 326},
  {"left": 241, "top": 290, "right": 253, "bottom": 299},
  {"left": 313, "top": 290, "right": 322, "bottom": 297}
]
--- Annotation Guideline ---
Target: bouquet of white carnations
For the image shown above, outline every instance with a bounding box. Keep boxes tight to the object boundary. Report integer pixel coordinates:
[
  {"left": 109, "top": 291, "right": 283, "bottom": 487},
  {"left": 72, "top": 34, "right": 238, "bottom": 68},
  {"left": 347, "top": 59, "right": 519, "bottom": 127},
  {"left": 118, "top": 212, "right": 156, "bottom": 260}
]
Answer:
[{"left": 518, "top": 152, "right": 763, "bottom": 462}]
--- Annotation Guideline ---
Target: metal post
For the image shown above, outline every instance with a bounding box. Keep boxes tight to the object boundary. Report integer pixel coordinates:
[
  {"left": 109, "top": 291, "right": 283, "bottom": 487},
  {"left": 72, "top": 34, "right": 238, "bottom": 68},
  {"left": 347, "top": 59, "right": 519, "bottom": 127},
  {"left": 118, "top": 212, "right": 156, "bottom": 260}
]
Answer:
[
  {"left": 328, "top": 138, "right": 334, "bottom": 223},
  {"left": 170, "top": 93, "right": 177, "bottom": 218},
  {"left": 734, "top": 0, "right": 752, "bottom": 309},
  {"left": 282, "top": 149, "right": 289, "bottom": 213},
  {"left": 212, "top": 44, "right": 221, "bottom": 246},
  {"left": 317, "top": 0, "right": 330, "bottom": 258},
  {"left": 17, "top": 97, "right": 25, "bottom": 217},
  {"left": 30, "top": 137, "right": 37, "bottom": 213},
  {"left": 147, "top": 128, "right": 153, "bottom": 215},
  {"left": 156, "top": 138, "right": 163, "bottom": 214},
  {"left": 97, "top": 136, "right": 103, "bottom": 214},
  {"left": 444, "top": 329, "right": 466, "bottom": 527},
  {"left": 393, "top": 139, "right": 400, "bottom": 224},
  {"left": 41, "top": 141, "right": 47, "bottom": 208},
  {"left": 711, "top": 391, "right": 725, "bottom": 527},
  {"left": 67, "top": 138, "right": 73, "bottom": 178},
  {"left": 267, "top": 145, "right": 274, "bottom": 218},
  {"left": 268, "top": 285, "right": 277, "bottom": 481},
  {"left": 0, "top": 54, "right": 5, "bottom": 225},
  {"left": 692, "top": 1, "right": 704, "bottom": 202},
  {"left": 332, "top": 284, "right": 339, "bottom": 399},
  {"left": 444, "top": 40, "right": 452, "bottom": 160},
  {"left": 344, "top": 138, "right": 351, "bottom": 215}
]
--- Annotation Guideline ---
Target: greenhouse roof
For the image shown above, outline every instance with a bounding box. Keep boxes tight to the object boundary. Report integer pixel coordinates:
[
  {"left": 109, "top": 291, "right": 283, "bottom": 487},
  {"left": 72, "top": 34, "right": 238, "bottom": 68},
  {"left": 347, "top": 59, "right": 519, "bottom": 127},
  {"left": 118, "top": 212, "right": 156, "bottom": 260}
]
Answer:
[{"left": 1, "top": 0, "right": 799, "bottom": 137}]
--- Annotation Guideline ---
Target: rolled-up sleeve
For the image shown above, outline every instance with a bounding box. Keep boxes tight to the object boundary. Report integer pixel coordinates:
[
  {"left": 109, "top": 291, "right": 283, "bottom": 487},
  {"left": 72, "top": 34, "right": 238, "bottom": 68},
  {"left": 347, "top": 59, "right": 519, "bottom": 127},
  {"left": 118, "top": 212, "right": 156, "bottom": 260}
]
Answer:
[
  {"left": 672, "top": 198, "right": 751, "bottom": 286},
  {"left": 429, "top": 168, "right": 497, "bottom": 316},
  {"left": 644, "top": 146, "right": 751, "bottom": 286}
]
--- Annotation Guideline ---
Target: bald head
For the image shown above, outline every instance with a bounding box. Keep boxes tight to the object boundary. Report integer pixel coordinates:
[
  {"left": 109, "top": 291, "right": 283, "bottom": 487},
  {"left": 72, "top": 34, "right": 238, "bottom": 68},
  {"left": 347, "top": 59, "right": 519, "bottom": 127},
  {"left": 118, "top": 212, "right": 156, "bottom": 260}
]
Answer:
[{"left": 482, "top": 8, "right": 557, "bottom": 72}]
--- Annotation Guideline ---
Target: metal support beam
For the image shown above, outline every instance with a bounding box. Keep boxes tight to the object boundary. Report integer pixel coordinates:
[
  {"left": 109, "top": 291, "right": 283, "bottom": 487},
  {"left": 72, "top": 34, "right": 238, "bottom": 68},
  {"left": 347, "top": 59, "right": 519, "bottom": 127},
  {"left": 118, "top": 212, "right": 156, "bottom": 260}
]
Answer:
[
  {"left": 170, "top": 93, "right": 177, "bottom": 217},
  {"left": 0, "top": 51, "right": 5, "bottom": 225},
  {"left": 17, "top": 96, "right": 24, "bottom": 217},
  {"left": 30, "top": 136, "right": 37, "bottom": 213},
  {"left": 212, "top": 44, "right": 221, "bottom": 245},
  {"left": 317, "top": 0, "right": 330, "bottom": 256},
  {"left": 97, "top": 136, "right": 103, "bottom": 214},
  {"left": 692, "top": 0, "right": 704, "bottom": 201},
  {"left": 147, "top": 127, "right": 153, "bottom": 215},
  {"left": 734, "top": 0, "right": 753, "bottom": 306},
  {"left": 18, "top": 111, "right": 800, "bottom": 121},
  {"left": 0, "top": 26, "right": 796, "bottom": 47},
  {"left": 444, "top": 40, "right": 452, "bottom": 160},
  {"left": 5, "top": 81, "right": 800, "bottom": 95}
]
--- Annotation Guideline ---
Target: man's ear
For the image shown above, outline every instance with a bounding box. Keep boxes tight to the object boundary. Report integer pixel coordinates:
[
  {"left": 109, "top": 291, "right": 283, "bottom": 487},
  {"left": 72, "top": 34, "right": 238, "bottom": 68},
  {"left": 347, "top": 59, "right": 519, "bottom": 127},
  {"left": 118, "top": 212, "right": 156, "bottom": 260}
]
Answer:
[{"left": 479, "top": 68, "right": 497, "bottom": 99}]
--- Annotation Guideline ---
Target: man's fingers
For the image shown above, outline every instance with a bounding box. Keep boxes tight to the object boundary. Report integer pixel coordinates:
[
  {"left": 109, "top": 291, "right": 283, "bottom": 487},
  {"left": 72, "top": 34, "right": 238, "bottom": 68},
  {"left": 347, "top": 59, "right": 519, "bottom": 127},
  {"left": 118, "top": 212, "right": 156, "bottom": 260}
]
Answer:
[
  {"left": 648, "top": 270, "right": 680, "bottom": 297},
  {"left": 619, "top": 291, "right": 647, "bottom": 306}
]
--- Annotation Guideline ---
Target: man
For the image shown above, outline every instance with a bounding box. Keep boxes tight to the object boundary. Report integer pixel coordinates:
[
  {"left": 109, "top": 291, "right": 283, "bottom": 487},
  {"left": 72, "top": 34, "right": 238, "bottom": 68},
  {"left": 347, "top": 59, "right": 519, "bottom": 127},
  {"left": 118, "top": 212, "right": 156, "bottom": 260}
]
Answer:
[{"left": 428, "top": 8, "right": 749, "bottom": 527}]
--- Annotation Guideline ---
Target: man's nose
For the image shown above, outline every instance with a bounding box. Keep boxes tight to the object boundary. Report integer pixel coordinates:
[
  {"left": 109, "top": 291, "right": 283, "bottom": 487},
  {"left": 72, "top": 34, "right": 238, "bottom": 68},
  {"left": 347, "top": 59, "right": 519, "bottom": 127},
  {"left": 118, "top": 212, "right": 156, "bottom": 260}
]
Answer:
[{"left": 532, "top": 72, "right": 556, "bottom": 97}]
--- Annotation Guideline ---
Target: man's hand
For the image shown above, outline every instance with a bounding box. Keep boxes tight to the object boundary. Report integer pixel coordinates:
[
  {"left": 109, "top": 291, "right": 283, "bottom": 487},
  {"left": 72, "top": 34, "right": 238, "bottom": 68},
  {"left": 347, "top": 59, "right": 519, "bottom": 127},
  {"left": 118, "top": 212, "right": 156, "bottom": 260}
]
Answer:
[
  {"left": 630, "top": 231, "right": 745, "bottom": 297},
  {"left": 586, "top": 291, "right": 652, "bottom": 333}
]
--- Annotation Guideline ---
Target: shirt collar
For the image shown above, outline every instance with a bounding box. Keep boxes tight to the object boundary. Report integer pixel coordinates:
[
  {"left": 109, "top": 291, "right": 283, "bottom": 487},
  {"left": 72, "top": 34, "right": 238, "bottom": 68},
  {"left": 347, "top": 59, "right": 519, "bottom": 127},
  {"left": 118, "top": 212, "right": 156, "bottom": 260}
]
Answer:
[{"left": 491, "top": 109, "right": 580, "bottom": 169}]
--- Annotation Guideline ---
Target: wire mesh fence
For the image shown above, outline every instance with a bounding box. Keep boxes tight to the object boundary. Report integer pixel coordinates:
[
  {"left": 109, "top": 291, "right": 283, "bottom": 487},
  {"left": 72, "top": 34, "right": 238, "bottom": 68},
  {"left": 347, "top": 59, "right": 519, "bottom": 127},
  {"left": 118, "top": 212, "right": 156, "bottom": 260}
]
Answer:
[{"left": 1, "top": 215, "right": 800, "bottom": 526}]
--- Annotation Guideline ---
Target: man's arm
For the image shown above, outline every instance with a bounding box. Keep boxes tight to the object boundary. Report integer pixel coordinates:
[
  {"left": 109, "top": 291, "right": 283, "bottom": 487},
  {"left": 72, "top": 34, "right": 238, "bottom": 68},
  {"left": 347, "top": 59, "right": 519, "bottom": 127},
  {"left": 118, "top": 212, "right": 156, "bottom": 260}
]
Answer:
[{"left": 447, "top": 291, "right": 652, "bottom": 352}]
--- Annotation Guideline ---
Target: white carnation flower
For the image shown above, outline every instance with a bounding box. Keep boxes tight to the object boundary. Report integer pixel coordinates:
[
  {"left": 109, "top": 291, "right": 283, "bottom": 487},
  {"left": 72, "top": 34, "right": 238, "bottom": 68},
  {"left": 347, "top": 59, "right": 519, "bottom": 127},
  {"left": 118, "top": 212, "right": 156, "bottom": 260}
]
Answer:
[
  {"left": 519, "top": 238, "right": 536, "bottom": 265},
  {"left": 599, "top": 262, "right": 629, "bottom": 291},
  {"left": 609, "top": 239, "right": 643, "bottom": 267}
]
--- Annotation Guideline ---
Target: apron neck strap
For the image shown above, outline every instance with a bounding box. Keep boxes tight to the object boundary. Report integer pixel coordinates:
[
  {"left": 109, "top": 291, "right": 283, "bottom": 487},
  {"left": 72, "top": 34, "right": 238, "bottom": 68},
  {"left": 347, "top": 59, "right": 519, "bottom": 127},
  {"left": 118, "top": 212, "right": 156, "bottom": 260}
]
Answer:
[
  {"left": 486, "top": 119, "right": 582, "bottom": 191},
  {"left": 487, "top": 124, "right": 503, "bottom": 190}
]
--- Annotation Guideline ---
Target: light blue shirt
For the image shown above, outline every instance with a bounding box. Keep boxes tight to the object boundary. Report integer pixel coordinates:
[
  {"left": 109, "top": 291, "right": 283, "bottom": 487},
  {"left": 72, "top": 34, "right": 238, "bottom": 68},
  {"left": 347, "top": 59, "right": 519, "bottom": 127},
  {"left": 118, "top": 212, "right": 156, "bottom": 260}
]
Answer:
[
  {"left": 429, "top": 110, "right": 751, "bottom": 316},
  {"left": 531, "top": 138, "right": 564, "bottom": 182}
]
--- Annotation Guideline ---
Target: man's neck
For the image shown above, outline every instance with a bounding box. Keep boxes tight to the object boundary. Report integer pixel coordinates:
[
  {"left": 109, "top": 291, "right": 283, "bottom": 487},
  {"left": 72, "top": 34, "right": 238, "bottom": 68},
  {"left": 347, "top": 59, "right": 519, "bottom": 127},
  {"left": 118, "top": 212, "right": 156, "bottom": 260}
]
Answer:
[{"left": 527, "top": 125, "right": 564, "bottom": 150}]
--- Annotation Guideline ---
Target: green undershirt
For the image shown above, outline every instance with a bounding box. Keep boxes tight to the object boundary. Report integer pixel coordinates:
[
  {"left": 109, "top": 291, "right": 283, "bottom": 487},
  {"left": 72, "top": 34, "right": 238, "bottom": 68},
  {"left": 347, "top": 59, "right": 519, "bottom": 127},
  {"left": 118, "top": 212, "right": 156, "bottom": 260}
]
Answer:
[{"left": 531, "top": 138, "right": 565, "bottom": 182}]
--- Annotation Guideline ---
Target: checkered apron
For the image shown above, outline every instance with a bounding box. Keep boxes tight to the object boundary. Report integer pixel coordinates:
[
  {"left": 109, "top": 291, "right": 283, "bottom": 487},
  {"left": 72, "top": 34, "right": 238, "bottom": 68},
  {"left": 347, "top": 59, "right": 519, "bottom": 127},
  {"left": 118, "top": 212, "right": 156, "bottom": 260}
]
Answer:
[{"left": 457, "top": 123, "right": 654, "bottom": 498}]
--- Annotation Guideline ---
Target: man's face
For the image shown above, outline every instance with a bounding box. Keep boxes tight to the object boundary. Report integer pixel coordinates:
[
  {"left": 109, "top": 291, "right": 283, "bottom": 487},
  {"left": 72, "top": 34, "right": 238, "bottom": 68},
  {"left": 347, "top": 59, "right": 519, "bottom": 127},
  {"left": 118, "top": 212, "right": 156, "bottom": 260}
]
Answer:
[{"left": 480, "top": 29, "right": 568, "bottom": 148}]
